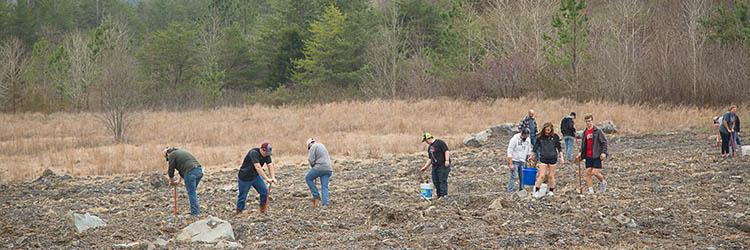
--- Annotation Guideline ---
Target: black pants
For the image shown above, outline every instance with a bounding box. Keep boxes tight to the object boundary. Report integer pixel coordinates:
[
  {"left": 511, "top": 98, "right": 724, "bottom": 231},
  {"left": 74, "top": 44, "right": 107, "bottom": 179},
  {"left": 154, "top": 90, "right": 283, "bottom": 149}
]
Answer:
[
  {"left": 431, "top": 166, "right": 450, "bottom": 197},
  {"left": 721, "top": 132, "right": 731, "bottom": 155}
]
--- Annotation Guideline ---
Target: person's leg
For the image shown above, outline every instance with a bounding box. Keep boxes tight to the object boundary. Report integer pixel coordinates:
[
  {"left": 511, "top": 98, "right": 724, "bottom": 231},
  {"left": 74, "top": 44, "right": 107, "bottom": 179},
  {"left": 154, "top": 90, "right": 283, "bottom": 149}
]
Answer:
[
  {"left": 305, "top": 169, "right": 321, "bottom": 200},
  {"left": 547, "top": 164, "right": 557, "bottom": 192},
  {"left": 517, "top": 161, "right": 526, "bottom": 189},
  {"left": 185, "top": 168, "right": 202, "bottom": 216},
  {"left": 320, "top": 171, "right": 332, "bottom": 207},
  {"left": 236, "top": 179, "right": 252, "bottom": 212},
  {"left": 507, "top": 163, "right": 518, "bottom": 192},
  {"left": 431, "top": 167, "right": 441, "bottom": 197},
  {"left": 438, "top": 167, "right": 450, "bottom": 197},
  {"left": 585, "top": 164, "right": 594, "bottom": 189},
  {"left": 251, "top": 176, "right": 269, "bottom": 210},
  {"left": 721, "top": 132, "right": 730, "bottom": 155},
  {"left": 564, "top": 136, "right": 574, "bottom": 162},
  {"left": 534, "top": 164, "right": 547, "bottom": 189}
]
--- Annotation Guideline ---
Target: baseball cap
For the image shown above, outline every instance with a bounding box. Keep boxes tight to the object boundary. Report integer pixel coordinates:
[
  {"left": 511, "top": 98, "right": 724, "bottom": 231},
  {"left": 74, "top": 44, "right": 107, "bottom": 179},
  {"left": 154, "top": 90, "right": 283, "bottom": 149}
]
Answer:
[
  {"left": 261, "top": 142, "right": 272, "bottom": 156},
  {"left": 305, "top": 138, "right": 315, "bottom": 149},
  {"left": 521, "top": 128, "right": 530, "bottom": 135},
  {"left": 422, "top": 132, "right": 433, "bottom": 142}
]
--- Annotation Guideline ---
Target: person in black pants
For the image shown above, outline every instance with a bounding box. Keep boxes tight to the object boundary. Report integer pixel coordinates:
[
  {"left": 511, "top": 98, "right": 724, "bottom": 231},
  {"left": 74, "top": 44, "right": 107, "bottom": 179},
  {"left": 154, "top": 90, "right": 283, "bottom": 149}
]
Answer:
[
  {"left": 420, "top": 132, "right": 451, "bottom": 199},
  {"left": 530, "top": 122, "right": 563, "bottom": 198}
]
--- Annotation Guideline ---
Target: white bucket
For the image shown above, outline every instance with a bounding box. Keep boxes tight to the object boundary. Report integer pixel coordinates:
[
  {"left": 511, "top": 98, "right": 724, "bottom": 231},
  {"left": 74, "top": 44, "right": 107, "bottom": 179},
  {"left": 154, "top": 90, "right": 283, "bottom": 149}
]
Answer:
[{"left": 420, "top": 183, "right": 433, "bottom": 200}]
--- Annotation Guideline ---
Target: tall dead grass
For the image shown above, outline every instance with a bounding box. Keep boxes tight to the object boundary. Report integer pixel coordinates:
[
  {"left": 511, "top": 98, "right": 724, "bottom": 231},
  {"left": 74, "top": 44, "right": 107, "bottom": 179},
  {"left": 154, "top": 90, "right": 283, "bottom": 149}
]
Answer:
[{"left": 0, "top": 98, "right": 741, "bottom": 183}]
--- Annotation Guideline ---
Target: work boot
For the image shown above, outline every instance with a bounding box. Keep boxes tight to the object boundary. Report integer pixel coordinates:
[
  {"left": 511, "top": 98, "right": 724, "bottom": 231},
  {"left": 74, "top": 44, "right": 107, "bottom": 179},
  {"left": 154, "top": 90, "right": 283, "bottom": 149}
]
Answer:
[
  {"left": 259, "top": 204, "right": 268, "bottom": 215},
  {"left": 311, "top": 197, "right": 320, "bottom": 208}
]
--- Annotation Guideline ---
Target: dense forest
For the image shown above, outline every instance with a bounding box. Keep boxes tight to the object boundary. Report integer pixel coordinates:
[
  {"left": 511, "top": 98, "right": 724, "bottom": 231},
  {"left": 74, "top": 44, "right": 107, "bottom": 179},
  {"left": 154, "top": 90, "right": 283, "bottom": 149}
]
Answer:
[{"left": 0, "top": 0, "right": 749, "bottom": 113}]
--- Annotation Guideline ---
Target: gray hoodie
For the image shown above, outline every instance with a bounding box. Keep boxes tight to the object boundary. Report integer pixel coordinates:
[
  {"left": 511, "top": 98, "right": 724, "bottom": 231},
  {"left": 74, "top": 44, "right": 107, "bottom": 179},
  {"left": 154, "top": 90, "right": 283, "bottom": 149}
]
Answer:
[{"left": 308, "top": 143, "right": 333, "bottom": 172}]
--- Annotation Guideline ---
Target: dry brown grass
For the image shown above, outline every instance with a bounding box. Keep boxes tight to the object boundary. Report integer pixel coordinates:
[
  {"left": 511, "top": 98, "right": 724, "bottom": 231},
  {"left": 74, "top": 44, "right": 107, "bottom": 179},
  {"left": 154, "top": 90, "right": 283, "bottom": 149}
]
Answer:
[{"left": 0, "top": 98, "right": 743, "bottom": 183}]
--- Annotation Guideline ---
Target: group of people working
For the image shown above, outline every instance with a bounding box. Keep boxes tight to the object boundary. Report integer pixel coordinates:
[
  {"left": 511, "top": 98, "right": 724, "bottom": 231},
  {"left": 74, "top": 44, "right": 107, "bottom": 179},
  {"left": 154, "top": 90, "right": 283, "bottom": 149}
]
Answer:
[{"left": 163, "top": 138, "right": 333, "bottom": 217}]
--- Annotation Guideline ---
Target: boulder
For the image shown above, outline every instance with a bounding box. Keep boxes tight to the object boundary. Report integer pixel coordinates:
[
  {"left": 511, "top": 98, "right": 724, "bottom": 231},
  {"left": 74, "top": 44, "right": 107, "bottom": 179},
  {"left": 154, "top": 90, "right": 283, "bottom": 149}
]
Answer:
[
  {"left": 743, "top": 146, "right": 750, "bottom": 156},
  {"left": 71, "top": 212, "right": 107, "bottom": 233},
  {"left": 464, "top": 129, "right": 491, "bottom": 147},
  {"left": 488, "top": 198, "right": 507, "bottom": 210},
  {"left": 177, "top": 216, "right": 235, "bottom": 243},
  {"left": 597, "top": 120, "right": 618, "bottom": 134},
  {"left": 615, "top": 214, "right": 638, "bottom": 228},
  {"left": 112, "top": 242, "right": 148, "bottom": 249},
  {"left": 489, "top": 123, "right": 519, "bottom": 136}
]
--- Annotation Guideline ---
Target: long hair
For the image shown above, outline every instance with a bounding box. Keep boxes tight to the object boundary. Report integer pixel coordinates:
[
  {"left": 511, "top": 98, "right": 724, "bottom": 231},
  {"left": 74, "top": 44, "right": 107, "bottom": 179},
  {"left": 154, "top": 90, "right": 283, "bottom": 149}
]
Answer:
[{"left": 538, "top": 122, "right": 555, "bottom": 137}]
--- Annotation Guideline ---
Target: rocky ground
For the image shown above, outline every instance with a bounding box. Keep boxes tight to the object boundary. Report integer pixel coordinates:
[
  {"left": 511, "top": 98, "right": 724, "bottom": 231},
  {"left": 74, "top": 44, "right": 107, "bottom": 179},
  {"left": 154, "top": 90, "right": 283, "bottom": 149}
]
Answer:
[{"left": 1, "top": 131, "right": 749, "bottom": 249}]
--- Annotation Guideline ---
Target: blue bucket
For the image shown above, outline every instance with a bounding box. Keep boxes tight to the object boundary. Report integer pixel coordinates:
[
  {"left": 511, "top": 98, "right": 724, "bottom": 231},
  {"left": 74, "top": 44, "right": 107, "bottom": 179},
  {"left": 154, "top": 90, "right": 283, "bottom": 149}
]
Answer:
[{"left": 522, "top": 168, "right": 537, "bottom": 186}]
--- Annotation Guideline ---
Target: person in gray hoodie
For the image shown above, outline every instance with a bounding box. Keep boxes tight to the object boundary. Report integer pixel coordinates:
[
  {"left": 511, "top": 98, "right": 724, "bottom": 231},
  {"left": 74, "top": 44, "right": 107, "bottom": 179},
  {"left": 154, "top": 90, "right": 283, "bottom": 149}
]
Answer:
[
  {"left": 576, "top": 114, "right": 609, "bottom": 194},
  {"left": 305, "top": 138, "right": 333, "bottom": 208}
]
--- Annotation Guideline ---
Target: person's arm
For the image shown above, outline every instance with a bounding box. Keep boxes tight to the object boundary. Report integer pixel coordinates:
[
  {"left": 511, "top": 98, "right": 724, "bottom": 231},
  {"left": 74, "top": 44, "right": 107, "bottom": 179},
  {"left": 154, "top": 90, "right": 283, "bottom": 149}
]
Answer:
[
  {"left": 254, "top": 163, "right": 271, "bottom": 182},
  {"left": 308, "top": 145, "right": 316, "bottom": 168},
  {"left": 507, "top": 136, "right": 516, "bottom": 166},
  {"left": 167, "top": 156, "right": 176, "bottom": 179},
  {"left": 599, "top": 130, "right": 608, "bottom": 160},
  {"left": 267, "top": 162, "right": 276, "bottom": 182},
  {"left": 723, "top": 114, "right": 732, "bottom": 132},
  {"left": 421, "top": 159, "right": 431, "bottom": 172},
  {"left": 444, "top": 150, "right": 450, "bottom": 167}
]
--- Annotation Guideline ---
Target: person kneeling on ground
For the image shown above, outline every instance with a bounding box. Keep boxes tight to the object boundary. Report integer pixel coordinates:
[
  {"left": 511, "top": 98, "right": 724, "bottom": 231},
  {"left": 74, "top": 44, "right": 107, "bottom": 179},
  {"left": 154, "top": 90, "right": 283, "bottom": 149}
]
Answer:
[
  {"left": 164, "top": 147, "right": 204, "bottom": 216},
  {"left": 576, "top": 114, "right": 608, "bottom": 194},
  {"left": 506, "top": 128, "right": 532, "bottom": 192},
  {"left": 530, "top": 123, "right": 563, "bottom": 199},
  {"left": 236, "top": 143, "right": 277, "bottom": 215},
  {"left": 420, "top": 132, "right": 451, "bottom": 199},
  {"left": 305, "top": 138, "right": 334, "bottom": 208}
]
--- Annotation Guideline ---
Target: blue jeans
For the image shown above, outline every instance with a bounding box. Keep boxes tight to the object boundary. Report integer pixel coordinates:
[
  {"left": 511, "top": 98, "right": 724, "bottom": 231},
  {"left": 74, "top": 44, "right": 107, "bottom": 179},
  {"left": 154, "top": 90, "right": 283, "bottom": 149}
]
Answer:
[
  {"left": 563, "top": 136, "right": 575, "bottom": 162},
  {"left": 431, "top": 166, "right": 450, "bottom": 197},
  {"left": 237, "top": 176, "right": 268, "bottom": 211},
  {"left": 508, "top": 161, "right": 526, "bottom": 192},
  {"left": 305, "top": 169, "right": 333, "bottom": 206},
  {"left": 184, "top": 167, "right": 203, "bottom": 216}
]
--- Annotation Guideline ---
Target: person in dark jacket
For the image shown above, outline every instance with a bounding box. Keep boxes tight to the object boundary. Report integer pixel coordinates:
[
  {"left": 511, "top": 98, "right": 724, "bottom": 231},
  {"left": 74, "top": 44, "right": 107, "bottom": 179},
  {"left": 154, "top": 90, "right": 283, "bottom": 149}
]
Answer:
[
  {"left": 530, "top": 122, "right": 563, "bottom": 199},
  {"left": 720, "top": 106, "right": 739, "bottom": 157},
  {"left": 236, "top": 143, "right": 277, "bottom": 215},
  {"left": 560, "top": 112, "right": 577, "bottom": 162},
  {"left": 420, "top": 132, "right": 451, "bottom": 199},
  {"left": 164, "top": 147, "right": 204, "bottom": 216},
  {"left": 576, "top": 114, "right": 609, "bottom": 194}
]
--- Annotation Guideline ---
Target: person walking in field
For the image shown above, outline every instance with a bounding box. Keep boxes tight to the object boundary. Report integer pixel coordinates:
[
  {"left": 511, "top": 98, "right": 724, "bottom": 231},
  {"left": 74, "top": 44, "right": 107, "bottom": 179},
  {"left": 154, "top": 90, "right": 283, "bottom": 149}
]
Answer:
[
  {"left": 518, "top": 110, "right": 538, "bottom": 147},
  {"left": 236, "top": 143, "right": 277, "bottom": 215},
  {"left": 164, "top": 147, "right": 204, "bottom": 216},
  {"left": 719, "top": 106, "right": 739, "bottom": 157},
  {"left": 506, "top": 128, "right": 533, "bottom": 193},
  {"left": 576, "top": 114, "right": 609, "bottom": 194},
  {"left": 560, "top": 112, "right": 577, "bottom": 163},
  {"left": 420, "top": 132, "right": 451, "bottom": 199},
  {"left": 305, "top": 138, "right": 333, "bottom": 208},
  {"left": 530, "top": 123, "right": 563, "bottom": 198}
]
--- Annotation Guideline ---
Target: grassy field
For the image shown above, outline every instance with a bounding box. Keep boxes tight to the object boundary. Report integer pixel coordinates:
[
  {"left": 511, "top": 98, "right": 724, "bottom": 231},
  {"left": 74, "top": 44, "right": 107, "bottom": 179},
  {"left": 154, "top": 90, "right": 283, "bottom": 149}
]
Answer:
[{"left": 0, "top": 98, "right": 739, "bottom": 183}]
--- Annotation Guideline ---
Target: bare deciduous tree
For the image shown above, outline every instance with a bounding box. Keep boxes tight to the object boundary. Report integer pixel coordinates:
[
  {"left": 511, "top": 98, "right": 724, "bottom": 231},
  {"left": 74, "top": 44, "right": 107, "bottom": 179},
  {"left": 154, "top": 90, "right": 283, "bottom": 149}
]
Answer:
[
  {"left": 0, "top": 38, "right": 30, "bottom": 113},
  {"left": 362, "top": 4, "right": 408, "bottom": 99},
  {"left": 681, "top": 0, "right": 708, "bottom": 100}
]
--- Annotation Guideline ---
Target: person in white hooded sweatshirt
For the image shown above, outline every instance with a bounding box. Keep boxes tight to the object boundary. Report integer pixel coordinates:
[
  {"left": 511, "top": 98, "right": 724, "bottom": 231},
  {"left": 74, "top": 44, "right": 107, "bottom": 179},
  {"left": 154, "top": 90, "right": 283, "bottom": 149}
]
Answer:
[{"left": 506, "top": 128, "right": 533, "bottom": 192}]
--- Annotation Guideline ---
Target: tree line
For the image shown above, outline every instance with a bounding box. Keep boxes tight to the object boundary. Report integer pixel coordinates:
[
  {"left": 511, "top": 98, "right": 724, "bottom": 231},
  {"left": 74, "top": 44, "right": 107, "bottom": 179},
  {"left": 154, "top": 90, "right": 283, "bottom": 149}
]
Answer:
[{"left": 1, "top": 0, "right": 749, "bottom": 115}]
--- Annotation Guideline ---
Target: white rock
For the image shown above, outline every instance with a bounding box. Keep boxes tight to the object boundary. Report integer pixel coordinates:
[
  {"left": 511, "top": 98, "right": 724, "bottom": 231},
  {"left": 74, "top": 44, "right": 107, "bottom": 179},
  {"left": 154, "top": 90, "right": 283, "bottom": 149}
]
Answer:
[
  {"left": 112, "top": 242, "right": 146, "bottom": 249},
  {"left": 597, "top": 120, "right": 618, "bottom": 134},
  {"left": 488, "top": 198, "right": 505, "bottom": 210},
  {"left": 153, "top": 238, "right": 168, "bottom": 247},
  {"left": 464, "top": 129, "right": 491, "bottom": 147},
  {"left": 489, "top": 123, "right": 519, "bottom": 136},
  {"left": 71, "top": 212, "right": 107, "bottom": 233},
  {"left": 214, "top": 240, "right": 242, "bottom": 249},
  {"left": 177, "top": 216, "right": 235, "bottom": 243},
  {"left": 742, "top": 145, "right": 750, "bottom": 156}
]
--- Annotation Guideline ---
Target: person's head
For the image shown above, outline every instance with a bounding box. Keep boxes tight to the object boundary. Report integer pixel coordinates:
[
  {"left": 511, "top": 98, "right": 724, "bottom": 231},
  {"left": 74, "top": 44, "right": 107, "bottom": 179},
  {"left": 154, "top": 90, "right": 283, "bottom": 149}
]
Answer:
[
  {"left": 520, "top": 128, "right": 530, "bottom": 141},
  {"left": 260, "top": 142, "right": 272, "bottom": 157},
  {"left": 528, "top": 109, "right": 535, "bottom": 118},
  {"left": 422, "top": 132, "right": 434, "bottom": 144},
  {"left": 729, "top": 105, "right": 737, "bottom": 114},
  {"left": 305, "top": 138, "right": 316, "bottom": 150},
  {"left": 570, "top": 112, "right": 576, "bottom": 119},
  {"left": 541, "top": 122, "right": 554, "bottom": 136},
  {"left": 163, "top": 147, "right": 176, "bottom": 161},
  {"left": 584, "top": 114, "right": 594, "bottom": 129}
]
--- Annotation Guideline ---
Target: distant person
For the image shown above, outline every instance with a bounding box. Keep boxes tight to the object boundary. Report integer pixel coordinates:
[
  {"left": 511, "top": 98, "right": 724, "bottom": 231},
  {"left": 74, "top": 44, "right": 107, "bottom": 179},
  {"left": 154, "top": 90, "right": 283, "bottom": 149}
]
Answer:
[
  {"left": 420, "top": 132, "right": 451, "bottom": 199},
  {"left": 305, "top": 138, "right": 333, "bottom": 208},
  {"left": 719, "top": 106, "right": 739, "bottom": 157},
  {"left": 576, "top": 114, "right": 608, "bottom": 194},
  {"left": 560, "top": 112, "right": 577, "bottom": 162},
  {"left": 164, "top": 147, "right": 204, "bottom": 216},
  {"left": 506, "top": 128, "right": 533, "bottom": 192},
  {"left": 518, "top": 110, "right": 538, "bottom": 147},
  {"left": 530, "top": 123, "right": 563, "bottom": 198},
  {"left": 733, "top": 110, "right": 741, "bottom": 148},
  {"left": 236, "top": 143, "right": 277, "bottom": 215}
]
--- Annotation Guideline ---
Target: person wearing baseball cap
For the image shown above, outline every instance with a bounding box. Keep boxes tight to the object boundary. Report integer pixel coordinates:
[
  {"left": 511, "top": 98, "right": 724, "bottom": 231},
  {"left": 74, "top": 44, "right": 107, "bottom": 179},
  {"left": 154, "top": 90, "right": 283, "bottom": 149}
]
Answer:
[
  {"left": 304, "top": 138, "right": 334, "bottom": 208},
  {"left": 236, "top": 142, "right": 277, "bottom": 215},
  {"left": 420, "top": 132, "right": 451, "bottom": 199},
  {"left": 164, "top": 147, "right": 204, "bottom": 216}
]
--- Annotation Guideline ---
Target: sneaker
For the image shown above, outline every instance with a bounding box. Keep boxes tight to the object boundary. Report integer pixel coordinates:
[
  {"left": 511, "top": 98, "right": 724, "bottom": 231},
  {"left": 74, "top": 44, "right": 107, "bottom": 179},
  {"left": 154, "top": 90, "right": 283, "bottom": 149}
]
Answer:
[
  {"left": 599, "top": 181, "right": 607, "bottom": 193},
  {"left": 588, "top": 187, "right": 595, "bottom": 194},
  {"left": 533, "top": 191, "right": 544, "bottom": 199},
  {"left": 546, "top": 191, "right": 554, "bottom": 197}
]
